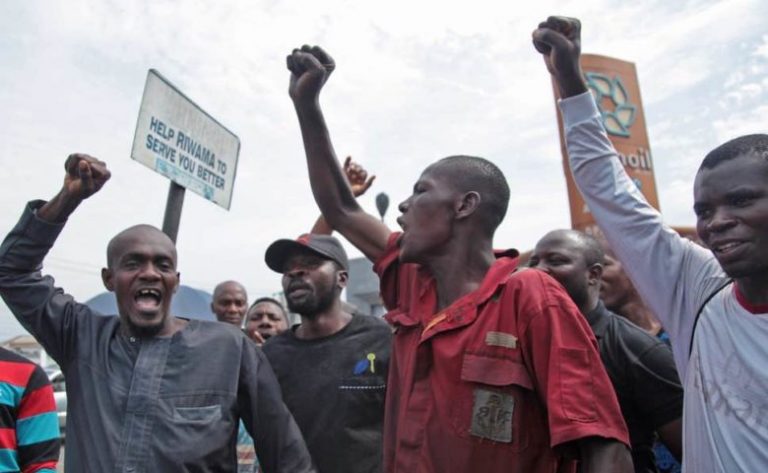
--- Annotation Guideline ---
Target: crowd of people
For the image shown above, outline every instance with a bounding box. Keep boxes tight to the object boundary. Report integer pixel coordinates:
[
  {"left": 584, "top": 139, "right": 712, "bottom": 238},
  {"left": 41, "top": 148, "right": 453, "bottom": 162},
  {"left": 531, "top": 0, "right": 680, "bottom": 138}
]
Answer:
[{"left": 0, "top": 15, "right": 765, "bottom": 473}]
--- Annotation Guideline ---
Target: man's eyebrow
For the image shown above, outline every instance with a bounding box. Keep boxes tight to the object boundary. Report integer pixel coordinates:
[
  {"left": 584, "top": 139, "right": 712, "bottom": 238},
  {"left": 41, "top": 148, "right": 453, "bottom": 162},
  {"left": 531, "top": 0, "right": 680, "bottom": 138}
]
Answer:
[
  {"left": 118, "top": 252, "right": 144, "bottom": 261},
  {"left": 692, "top": 200, "right": 708, "bottom": 209},
  {"left": 724, "top": 187, "right": 764, "bottom": 197},
  {"left": 118, "top": 251, "right": 175, "bottom": 262}
]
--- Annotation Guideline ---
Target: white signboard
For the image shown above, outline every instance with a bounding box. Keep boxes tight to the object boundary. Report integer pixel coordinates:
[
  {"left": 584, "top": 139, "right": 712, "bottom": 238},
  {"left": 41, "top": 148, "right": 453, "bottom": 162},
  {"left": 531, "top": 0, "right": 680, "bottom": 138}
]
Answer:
[{"left": 131, "top": 69, "right": 240, "bottom": 209}]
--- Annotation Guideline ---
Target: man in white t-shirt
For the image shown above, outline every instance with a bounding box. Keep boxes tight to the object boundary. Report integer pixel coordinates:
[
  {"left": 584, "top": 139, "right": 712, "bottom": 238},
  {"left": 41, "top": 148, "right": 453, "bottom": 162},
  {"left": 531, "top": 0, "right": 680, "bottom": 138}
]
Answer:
[{"left": 533, "top": 16, "right": 768, "bottom": 472}]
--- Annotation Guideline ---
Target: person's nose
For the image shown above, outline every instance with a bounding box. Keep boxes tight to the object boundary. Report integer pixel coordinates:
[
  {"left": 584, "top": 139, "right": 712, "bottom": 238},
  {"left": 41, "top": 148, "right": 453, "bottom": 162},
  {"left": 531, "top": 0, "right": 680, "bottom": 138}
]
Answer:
[
  {"left": 138, "top": 262, "right": 161, "bottom": 281},
  {"left": 706, "top": 207, "right": 737, "bottom": 234}
]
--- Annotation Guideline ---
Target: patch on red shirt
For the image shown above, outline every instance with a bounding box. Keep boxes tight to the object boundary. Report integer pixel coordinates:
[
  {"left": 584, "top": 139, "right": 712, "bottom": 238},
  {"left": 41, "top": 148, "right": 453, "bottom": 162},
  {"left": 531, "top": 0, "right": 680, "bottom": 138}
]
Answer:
[{"left": 471, "top": 388, "right": 514, "bottom": 442}]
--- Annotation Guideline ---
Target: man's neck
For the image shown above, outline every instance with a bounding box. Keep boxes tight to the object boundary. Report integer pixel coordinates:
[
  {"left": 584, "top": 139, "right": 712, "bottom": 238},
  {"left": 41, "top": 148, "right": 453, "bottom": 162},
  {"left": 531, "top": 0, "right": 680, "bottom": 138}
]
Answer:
[
  {"left": 122, "top": 315, "right": 188, "bottom": 339},
  {"left": 296, "top": 301, "right": 352, "bottom": 340},
  {"left": 581, "top": 296, "right": 600, "bottom": 318},
  {"left": 736, "top": 273, "right": 768, "bottom": 306},
  {"left": 426, "top": 238, "right": 496, "bottom": 312}
]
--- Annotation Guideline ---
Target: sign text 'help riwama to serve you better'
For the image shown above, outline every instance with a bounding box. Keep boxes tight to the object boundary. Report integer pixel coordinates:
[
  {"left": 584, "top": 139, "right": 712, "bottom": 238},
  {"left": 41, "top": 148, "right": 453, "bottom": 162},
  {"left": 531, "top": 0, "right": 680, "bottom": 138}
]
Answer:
[{"left": 131, "top": 69, "right": 240, "bottom": 210}]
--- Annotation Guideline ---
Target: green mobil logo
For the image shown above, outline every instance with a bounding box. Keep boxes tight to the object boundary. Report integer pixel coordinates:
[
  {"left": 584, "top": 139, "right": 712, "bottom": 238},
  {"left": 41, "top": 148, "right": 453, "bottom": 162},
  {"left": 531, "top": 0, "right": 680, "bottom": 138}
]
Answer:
[{"left": 585, "top": 72, "right": 637, "bottom": 138}]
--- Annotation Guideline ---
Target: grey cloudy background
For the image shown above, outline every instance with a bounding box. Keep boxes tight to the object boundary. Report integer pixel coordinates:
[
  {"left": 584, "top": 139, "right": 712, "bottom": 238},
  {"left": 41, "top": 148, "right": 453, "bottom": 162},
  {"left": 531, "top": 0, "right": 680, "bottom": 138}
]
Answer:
[{"left": 1, "top": 0, "right": 766, "bottom": 339}]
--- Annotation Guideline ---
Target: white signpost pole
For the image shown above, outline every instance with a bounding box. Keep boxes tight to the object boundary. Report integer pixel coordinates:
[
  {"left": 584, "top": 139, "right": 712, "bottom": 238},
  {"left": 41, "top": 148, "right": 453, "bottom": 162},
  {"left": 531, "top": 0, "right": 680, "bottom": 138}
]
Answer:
[{"left": 131, "top": 69, "right": 241, "bottom": 243}]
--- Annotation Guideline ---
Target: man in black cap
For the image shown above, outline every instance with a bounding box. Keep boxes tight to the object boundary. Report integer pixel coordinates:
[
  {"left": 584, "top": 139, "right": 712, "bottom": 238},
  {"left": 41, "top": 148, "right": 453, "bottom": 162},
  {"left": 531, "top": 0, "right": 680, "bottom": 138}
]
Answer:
[{"left": 263, "top": 233, "right": 392, "bottom": 473}]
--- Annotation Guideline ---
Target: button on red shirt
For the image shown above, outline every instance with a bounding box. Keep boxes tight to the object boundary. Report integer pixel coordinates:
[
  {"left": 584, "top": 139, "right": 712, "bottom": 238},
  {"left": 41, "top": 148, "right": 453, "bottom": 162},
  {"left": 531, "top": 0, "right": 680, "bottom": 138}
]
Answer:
[{"left": 374, "top": 233, "right": 629, "bottom": 473}]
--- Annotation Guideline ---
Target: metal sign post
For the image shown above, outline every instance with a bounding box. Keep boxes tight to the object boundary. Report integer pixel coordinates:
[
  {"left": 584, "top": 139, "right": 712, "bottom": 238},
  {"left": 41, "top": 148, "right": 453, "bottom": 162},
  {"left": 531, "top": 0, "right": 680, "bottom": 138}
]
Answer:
[{"left": 162, "top": 181, "right": 186, "bottom": 243}]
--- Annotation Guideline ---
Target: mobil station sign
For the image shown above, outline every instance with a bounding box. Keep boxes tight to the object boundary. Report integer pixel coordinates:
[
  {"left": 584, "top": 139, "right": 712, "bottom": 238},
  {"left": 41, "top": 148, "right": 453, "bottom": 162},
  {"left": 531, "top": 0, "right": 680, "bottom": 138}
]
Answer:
[{"left": 131, "top": 70, "right": 240, "bottom": 210}]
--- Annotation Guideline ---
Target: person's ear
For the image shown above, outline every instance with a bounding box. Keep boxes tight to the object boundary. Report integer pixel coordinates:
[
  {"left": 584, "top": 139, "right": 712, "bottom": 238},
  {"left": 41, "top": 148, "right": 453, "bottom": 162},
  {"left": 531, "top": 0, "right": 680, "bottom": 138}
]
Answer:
[
  {"left": 101, "top": 267, "right": 115, "bottom": 291},
  {"left": 455, "top": 191, "right": 481, "bottom": 220},
  {"left": 587, "top": 263, "right": 603, "bottom": 287},
  {"left": 336, "top": 270, "right": 348, "bottom": 289}
]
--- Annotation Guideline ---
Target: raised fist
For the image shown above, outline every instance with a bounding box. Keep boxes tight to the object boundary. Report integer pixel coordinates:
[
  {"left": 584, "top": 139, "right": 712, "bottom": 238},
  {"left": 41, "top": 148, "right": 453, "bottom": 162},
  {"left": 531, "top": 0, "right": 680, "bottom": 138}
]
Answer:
[
  {"left": 287, "top": 45, "right": 335, "bottom": 107},
  {"left": 532, "top": 16, "right": 587, "bottom": 97},
  {"left": 62, "top": 153, "right": 111, "bottom": 201}
]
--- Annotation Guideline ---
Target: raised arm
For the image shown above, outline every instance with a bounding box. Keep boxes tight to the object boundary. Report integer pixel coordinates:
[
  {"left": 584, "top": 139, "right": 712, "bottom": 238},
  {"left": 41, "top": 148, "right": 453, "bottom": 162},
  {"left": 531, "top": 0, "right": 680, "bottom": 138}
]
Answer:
[
  {"left": 0, "top": 154, "right": 110, "bottom": 364},
  {"left": 532, "top": 17, "right": 725, "bottom": 375},
  {"left": 288, "top": 45, "right": 391, "bottom": 262}
]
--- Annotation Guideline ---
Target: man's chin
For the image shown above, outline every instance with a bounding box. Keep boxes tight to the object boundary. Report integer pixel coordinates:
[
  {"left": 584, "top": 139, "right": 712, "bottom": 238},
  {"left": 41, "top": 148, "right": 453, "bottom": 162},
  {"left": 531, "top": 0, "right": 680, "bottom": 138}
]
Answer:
[
  {"left": 719, "top": 260, "right": 766, "bottom": 280},
  {"left": 287, "top": 303, "right": 314, "bottom": 317},
  {"left": 398, "top": 241, "right": 430, "bottom": 265},
  {"left": 286, "top": 297, "right": 312, "bottom": 315},
  {"left": 398, "top": 248, "right": 418, "bottom": 264},
  {"left": 223, "top": 316, "right": 243, "bottom": 326},
  {"left": 125, "top": 313, "right": 167, "bottom": 337}
]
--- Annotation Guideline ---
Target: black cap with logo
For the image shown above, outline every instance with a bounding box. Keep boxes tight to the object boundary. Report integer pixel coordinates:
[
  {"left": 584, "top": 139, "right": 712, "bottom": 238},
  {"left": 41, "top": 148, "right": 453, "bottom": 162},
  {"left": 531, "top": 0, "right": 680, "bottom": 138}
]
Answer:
[{"left": 265, "top": 233, "right": 349, "bottom": 273}]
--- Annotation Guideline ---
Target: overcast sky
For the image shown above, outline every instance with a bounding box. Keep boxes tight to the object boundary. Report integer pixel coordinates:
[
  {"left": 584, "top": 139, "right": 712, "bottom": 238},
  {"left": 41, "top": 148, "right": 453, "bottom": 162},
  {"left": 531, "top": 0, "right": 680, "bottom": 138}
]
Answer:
[{"left": 1, "top": 0, "right": 766, "bottom": 339}]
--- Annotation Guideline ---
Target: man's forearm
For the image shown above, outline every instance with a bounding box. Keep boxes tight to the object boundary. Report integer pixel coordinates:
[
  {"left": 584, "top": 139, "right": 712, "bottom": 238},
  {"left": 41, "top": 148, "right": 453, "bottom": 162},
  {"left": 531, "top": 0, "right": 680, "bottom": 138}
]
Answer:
[
  {"left": 579, "top": 437, "right": 632, "bottom": 473},
  {"left": 310, "top": 215, "right": 333, "bottom": 235},
  {"left": 294, "top": 104, "right": 361, "bottom": 226},
  {"left": 657, "top": 418, "right": 683, "bottom": 461},
  {"left": 37, "top": 189, "right": 82, "bottom": 223}
]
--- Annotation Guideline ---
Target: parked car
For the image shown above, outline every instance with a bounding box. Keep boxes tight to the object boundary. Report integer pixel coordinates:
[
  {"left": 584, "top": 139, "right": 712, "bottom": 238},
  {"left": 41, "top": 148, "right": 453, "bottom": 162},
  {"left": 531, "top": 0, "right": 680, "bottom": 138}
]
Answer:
[{"left": 47, "top": 370, "right": 66, "bottom": 441}]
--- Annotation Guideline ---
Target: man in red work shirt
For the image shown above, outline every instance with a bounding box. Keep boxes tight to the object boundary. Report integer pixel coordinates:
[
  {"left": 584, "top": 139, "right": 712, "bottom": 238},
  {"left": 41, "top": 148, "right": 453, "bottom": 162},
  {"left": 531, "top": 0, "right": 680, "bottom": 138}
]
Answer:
[{"left": 284, "top": 45, "right": 632, "bottom": 472}]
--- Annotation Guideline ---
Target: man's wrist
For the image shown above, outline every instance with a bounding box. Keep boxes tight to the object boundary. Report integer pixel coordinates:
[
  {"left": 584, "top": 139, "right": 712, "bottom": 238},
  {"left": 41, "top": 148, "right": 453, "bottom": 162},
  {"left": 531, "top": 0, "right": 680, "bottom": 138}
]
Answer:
[
  {"left": 293, "top": 97, "right": 322, "bottom": 115},
  {"left": 37, "top": 189, "right": 81, "bottom": 223},
  {"left": 558, "top": 68, "right": 588, "bottom": 98},
  {"left": 294, "top": 102, "right": 327, "bottom": 132}
]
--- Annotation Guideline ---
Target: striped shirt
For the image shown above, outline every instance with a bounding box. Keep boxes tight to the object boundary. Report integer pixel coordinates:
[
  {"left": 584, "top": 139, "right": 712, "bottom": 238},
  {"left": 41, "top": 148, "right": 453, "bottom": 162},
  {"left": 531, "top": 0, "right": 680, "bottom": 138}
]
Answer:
[{"left": 0, "top": 348, "right": 60, "bottom": 473}]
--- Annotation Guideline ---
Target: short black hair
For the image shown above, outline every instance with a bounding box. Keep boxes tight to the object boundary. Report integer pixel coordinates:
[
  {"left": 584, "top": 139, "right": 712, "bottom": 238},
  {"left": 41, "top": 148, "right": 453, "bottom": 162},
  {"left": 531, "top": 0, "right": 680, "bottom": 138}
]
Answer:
[
  {"left": 249, "top": 297, "right": 288, "bottom": 321},
  {"left": 699, "top": 134, "right": 768, "bottom": 170},
  {"left": 432, "top": 155, "right": 510, "bottom": 234}
]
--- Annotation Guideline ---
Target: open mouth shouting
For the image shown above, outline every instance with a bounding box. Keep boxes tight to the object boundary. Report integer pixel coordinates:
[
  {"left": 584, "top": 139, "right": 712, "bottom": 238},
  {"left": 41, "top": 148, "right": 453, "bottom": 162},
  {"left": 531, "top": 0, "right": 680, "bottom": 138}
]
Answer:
[{"left": 134, "top": 288, "right": 163, "bottom": 314}]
